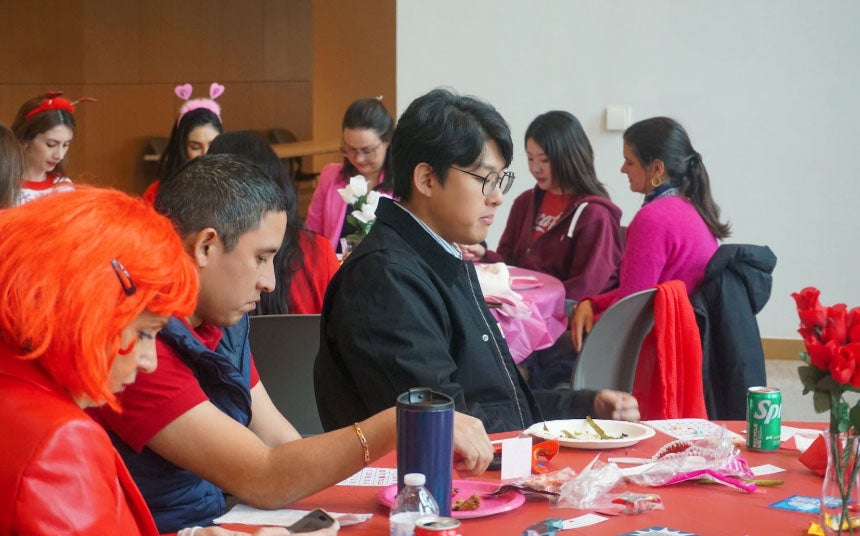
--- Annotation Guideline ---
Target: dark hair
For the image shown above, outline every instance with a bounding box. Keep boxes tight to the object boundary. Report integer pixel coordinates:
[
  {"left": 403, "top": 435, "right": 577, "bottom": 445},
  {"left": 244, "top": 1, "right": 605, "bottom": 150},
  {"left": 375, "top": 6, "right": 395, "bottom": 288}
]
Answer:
[
  {"left": 208, "top": 130, "right": 307, "bottom": 314},
  {"left": 339, "top": 97, "right": 395, "bottom": 185},
  {"left": 157, "top": 108, "right": 224, "bottom": 183},
  {"left": 154, "top": 153, "right": 286, "bottom": 251},
  {"left": 624, "top": 116, "right": 731, "bottom": 240},
  {"left": 0, "top": 124, "right": 23, "bottom": 207},
  {"left": 391, "top": 88, "right": 513, "bottom": 201},
  {"left": 11, "top": 94, "right": 77, "bottom": 176},
  {"left": 526, "top": 111, "right": 609, "bottom": 198}
]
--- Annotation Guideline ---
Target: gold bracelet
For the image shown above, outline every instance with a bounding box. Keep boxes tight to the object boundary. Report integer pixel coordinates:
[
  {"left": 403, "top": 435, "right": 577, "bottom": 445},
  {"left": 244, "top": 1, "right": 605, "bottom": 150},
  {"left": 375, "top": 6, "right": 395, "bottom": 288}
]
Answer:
[{"left": 353, "top": 422, "right": 370, "bottom": 465}]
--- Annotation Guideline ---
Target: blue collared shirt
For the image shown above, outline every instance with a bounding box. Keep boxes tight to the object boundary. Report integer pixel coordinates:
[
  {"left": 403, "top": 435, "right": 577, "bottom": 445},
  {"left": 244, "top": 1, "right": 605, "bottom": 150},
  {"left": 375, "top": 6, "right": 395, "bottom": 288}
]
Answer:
[{"left": 393, "top": 201, "right": 463, "bottom": 259}]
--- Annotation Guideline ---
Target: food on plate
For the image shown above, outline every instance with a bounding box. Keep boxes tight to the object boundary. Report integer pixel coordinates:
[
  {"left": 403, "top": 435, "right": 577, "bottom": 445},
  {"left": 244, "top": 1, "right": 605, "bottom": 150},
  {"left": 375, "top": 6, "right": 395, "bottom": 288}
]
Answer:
[
  {"left": 559, "top": 417, "right": 629, "bottom": 441},
  {"left": 452, "top": 493, "right": 481, "bottom": 511}
]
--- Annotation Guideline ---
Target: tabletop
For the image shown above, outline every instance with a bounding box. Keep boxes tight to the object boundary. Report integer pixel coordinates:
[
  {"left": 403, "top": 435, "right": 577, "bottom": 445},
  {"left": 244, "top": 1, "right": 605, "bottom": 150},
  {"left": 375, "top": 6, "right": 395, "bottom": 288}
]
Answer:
[
  {"left": 222, "top": 421, "right": 825, "bottom": 535},
  {"left": 483, "top": 265, "right": 568, "bottom": 364}
]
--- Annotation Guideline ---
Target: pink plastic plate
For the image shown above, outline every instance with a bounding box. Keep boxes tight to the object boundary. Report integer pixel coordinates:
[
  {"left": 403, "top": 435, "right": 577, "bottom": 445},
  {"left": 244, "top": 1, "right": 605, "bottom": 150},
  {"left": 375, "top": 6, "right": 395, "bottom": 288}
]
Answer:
[
  {"left": 377, "top": 479, "right": 525, "bottom": 519},
  {"left": 510, "top": 276, "right": 543, "bottom": 290}
]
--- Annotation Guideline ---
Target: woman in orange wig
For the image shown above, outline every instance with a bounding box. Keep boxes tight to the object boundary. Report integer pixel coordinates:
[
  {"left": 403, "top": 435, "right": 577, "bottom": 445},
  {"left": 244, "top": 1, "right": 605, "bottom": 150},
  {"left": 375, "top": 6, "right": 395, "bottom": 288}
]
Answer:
[
  {"left": 0, "top": 187, "right": 199, "bottom": 534},
  {"left": 0, "top": 188, "right": 336, "bottom": 536}
]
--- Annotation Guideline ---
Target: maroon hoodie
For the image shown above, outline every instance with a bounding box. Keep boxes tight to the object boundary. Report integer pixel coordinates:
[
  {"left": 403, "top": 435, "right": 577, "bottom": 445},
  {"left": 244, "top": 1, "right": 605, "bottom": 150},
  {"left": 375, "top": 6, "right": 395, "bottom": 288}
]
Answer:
[{"left": 484, "top": 187, "right": 623, "bottom": 302}]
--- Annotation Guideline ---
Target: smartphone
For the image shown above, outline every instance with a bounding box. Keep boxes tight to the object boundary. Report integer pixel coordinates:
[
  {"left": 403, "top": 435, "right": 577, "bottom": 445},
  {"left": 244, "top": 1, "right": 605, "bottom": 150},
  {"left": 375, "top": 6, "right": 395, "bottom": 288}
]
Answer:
[{"left": 287, "top": 508, "right": 337, "bottom": 533}]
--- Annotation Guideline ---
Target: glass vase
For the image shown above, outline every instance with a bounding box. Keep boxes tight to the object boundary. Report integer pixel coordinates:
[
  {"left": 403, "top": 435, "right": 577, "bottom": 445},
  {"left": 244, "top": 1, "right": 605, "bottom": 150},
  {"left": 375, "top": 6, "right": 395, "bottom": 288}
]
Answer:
[{"left": 821, "top": 431, "right": 860, "bottom": 535}]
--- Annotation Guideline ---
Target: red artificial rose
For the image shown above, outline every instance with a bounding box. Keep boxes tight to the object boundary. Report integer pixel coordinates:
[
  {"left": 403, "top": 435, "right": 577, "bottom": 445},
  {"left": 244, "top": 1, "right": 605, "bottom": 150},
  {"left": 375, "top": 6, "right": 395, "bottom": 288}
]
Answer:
[
  {"left": 848, "top": 307, "right": 860, "bottom": 343},
  {"left": 830, "top": 345, "right": 856, "bottom": 384},
  {"left": 800, "top": 327, "right": 838, "bottom": 371},
  {"left": 822, "top": 303, "right": 849, "bottom": 344},
  {"left": 847, "top": 344, "right": 860, "bottom": 387},
  {"left": 793, "top": 287, "right": 827, "bottom": 329}
]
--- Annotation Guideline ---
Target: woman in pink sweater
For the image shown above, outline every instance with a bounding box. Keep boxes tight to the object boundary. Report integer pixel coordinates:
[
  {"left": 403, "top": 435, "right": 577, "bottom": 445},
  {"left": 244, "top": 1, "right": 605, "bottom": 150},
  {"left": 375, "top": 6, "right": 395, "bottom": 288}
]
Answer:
[
  {"left": 305, "top": 97, "right": 394, "bottom": 252},
  {"left": 571, "top": 117, "right": 731, "bottom": 351}
]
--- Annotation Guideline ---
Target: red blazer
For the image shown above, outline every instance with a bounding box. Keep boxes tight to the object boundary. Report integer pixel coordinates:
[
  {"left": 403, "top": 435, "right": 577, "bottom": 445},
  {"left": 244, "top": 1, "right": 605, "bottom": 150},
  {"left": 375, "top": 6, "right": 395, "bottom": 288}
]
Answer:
[{"left": 0, "top": 348, "right": 159, "bottom": 536}]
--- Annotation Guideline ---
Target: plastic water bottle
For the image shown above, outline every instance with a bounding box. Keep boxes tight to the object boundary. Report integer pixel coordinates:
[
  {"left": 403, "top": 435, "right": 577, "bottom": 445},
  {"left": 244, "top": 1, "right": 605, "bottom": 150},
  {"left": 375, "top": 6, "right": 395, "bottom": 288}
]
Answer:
[{"left": 389, "top": 472, "right": 439, "bottom": 536}]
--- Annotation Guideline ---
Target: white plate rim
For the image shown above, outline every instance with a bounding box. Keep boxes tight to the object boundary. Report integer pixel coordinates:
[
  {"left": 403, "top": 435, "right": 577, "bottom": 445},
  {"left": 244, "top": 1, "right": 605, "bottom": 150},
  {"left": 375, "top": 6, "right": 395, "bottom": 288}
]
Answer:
[{"left": 526, "top": 419, "right": 656, "bottom": 449}]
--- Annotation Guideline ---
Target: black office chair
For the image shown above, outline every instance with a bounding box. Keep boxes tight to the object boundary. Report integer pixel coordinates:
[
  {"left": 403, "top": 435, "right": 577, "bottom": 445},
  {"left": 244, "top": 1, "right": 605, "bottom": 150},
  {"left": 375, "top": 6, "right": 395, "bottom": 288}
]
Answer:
[{"left": 248, "top": 314, "right": 324, "bottom": 436}]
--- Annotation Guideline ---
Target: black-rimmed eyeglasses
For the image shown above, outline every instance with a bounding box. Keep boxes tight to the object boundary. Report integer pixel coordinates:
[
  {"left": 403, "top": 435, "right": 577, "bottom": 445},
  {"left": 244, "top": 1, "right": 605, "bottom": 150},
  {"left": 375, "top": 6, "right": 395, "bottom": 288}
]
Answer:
[
  {"left": 111, "top": 258, "right": 137, "bottom": 296},
  {"left": 450, "top": 166, "right": 515, "bottom": 196}
]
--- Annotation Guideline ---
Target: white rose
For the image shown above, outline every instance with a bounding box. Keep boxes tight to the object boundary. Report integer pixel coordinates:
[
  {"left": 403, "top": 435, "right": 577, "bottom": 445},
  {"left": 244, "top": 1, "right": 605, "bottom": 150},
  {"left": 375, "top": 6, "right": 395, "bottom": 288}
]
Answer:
[
  {"left": 352, "top": 208, "right": 376, "bottom": 225},
  {"left": 364, "top": 190, "right": 381, "bottom": 210},
  {"left": 349, "top": 175, "right": 368, "bottom": 197},
  {"left": 337, "top": 183, "right": 357, "bottom": 204}
]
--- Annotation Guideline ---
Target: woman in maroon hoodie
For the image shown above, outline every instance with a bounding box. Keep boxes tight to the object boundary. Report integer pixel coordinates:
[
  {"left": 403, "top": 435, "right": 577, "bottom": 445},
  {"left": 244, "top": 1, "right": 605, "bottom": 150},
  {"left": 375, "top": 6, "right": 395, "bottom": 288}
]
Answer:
[{"left": 470, "top": 110, "right": 623, "bottom": 306}]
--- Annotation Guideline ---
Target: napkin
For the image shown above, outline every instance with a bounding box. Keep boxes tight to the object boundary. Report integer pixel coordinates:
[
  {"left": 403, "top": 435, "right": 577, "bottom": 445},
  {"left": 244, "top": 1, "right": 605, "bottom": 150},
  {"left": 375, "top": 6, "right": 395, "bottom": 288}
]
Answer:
[
  {"left": 214, "top": 504, "right": 372, "bottom": 527},
  {"left": 475, "top": 263, "right": 531, "bottom": 319}
]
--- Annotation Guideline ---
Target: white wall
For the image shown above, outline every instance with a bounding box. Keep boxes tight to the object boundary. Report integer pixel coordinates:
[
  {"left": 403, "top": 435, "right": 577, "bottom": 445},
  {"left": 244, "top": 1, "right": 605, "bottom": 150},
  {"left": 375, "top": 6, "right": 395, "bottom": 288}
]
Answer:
[{"left": 397, "top": 0, "right": 860, "bottom": 339}]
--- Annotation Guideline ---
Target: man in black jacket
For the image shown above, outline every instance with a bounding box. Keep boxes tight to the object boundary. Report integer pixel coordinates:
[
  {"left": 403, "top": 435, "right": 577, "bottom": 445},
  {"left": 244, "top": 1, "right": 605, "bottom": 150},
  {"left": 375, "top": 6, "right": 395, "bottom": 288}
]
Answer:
[{"left": 314, "top": 88, "right": 638, "bottom": 433}]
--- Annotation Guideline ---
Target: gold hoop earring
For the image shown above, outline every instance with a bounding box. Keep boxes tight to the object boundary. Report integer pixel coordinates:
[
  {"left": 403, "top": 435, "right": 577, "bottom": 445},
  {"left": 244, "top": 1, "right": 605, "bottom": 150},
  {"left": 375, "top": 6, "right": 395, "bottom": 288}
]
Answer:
[{"left": 650, "top": 176, "right": 663, "bottom": 188}]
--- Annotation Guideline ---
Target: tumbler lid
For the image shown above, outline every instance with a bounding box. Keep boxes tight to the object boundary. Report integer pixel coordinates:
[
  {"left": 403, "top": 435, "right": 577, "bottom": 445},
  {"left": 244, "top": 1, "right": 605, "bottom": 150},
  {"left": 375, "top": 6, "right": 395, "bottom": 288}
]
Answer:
[
  {"left": 403, "top": 473, "right": 426, "bottom": 486},
  {"left": 396, "top": 388, "right": 454, "bottom": 411}
]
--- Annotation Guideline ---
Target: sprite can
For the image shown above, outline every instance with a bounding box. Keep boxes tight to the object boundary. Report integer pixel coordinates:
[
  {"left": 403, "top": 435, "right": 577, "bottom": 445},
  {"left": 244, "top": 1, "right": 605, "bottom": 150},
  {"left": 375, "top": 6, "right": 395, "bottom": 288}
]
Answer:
[{"left": 747, "top": 386, "right": 781, "bottom": 450}]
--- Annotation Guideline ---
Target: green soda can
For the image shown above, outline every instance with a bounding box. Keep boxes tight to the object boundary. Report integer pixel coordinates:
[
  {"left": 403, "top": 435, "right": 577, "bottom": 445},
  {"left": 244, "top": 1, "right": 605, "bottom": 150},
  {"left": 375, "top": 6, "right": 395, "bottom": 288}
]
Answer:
[{"left": 747, "top": 386, "right": 782, "bottom": 450}]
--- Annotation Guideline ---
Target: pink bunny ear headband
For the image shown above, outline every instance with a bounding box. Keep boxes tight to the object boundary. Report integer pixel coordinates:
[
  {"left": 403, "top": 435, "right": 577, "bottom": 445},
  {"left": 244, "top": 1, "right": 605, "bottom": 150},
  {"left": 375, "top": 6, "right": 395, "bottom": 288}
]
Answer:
[{"left": 175, "top": 82, "right": 225, "bottom": 124}]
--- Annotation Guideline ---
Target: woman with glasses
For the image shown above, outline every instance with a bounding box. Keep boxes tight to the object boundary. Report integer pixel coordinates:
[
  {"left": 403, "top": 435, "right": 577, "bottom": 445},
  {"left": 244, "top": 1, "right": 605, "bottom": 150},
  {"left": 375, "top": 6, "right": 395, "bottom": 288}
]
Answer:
[
  {"left": 305, "top": 97, "right": 394, "bottom": 252},
  {"left": 469, "top": 111, "right": 624, "bottom": 305}
]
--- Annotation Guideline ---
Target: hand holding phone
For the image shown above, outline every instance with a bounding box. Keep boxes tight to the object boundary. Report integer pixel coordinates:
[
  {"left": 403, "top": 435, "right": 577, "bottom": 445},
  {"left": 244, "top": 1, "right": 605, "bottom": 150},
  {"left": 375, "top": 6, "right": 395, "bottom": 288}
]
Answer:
[{"left": 286, "top": 508, "right": 338, "bottom": 534}]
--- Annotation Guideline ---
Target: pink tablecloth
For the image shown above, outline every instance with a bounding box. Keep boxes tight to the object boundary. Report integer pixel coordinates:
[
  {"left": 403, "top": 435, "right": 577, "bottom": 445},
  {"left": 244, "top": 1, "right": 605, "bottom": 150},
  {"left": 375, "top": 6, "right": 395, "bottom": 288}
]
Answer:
[{"left": 484, "top": 265, "right": 567, "bottom": 364}]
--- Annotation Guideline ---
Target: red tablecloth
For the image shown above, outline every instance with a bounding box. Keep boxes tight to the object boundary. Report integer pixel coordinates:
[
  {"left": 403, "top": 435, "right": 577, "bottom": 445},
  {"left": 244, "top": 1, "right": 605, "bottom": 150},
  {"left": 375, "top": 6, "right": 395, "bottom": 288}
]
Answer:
[
  {"left": 222, "top": 422, "right": 824, "bottom": 535},
  {"left": 485, "top": 266, "right": 567, "bottom": 364}
]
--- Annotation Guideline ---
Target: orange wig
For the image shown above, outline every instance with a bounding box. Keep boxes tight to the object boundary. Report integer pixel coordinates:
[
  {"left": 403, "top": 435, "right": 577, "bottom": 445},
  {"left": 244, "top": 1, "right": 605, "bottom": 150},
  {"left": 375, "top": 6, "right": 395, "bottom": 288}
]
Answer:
[{"left": 0, "top": 187, "right": 199, "bottom": 408}]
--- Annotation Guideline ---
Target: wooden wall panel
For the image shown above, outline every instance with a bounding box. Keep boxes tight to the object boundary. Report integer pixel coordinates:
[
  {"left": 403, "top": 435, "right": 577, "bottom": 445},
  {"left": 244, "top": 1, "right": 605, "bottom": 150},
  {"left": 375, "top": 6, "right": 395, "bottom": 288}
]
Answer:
[
  {"left": 0, "top": 0, "right": 313, "bottom": 193},
  {"left": 83, "top": 1, "right": 140, "bottom": 83},
  {"left": 265, "top": 0, "right": 313, "bottom": 81},
  {"left": 220, "top": 1, "right": 265, "bottom": 81},
  {"left": 311, "top": 0, "right": 396, "bottom": 171},
  {"left": 0, "top": 1, "right": 85, "bottom": 84},
  {"left": 138, "top": 0, "right": 224, "bottom": 83}
]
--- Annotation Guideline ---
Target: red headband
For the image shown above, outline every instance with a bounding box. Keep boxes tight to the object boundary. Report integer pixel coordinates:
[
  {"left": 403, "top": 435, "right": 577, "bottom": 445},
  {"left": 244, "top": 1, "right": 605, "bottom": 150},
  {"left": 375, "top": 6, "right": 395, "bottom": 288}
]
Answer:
[{"left": 24, "top": 92, "right": 96, "bottom": 121}]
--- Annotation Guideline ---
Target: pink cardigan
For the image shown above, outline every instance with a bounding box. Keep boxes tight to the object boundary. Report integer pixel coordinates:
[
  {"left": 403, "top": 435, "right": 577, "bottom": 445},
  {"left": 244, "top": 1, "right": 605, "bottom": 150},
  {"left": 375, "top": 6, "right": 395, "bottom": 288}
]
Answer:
[
  {"left": 305, "top": 163, "right": 387, "bottom": 250},
  {"left": 589, "top": 196, "right": 718, "bottom": 314}
]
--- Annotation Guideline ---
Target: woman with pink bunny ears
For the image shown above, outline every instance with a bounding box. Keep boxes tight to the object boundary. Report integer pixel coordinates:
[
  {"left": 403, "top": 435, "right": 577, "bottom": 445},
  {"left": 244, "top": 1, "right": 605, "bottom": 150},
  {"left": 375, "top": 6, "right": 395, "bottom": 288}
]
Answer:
[{"left": 142, "top": 83, "right": 225, "bottom": 203}]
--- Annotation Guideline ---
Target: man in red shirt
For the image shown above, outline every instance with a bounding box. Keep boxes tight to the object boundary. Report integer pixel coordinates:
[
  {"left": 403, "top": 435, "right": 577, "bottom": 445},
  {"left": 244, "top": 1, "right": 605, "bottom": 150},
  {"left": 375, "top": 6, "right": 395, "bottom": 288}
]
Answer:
[{"left": 92, "top": 154, "right": 493, "bottom": 533}]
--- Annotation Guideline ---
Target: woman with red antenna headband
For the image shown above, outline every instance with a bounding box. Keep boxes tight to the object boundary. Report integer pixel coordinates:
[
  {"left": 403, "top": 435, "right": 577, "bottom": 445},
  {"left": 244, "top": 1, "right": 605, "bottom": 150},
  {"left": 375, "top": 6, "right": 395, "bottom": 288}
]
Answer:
[
  {"left": 142, "top": 83, "right": 225, "bottom": 203},
  {"left": 11, "top": 92, "right": 94, "bottom": 205}
]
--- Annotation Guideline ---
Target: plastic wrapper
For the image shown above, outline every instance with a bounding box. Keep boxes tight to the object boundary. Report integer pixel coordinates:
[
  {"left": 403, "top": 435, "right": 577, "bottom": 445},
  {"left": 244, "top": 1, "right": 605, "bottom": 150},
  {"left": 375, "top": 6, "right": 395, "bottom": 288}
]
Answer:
[
  {"left": 627, "top": 425, "right": 756, "bottom": 492},
  {"left": 523, "top": 467, "right": 577, "bottom": 494},
  {"left": 553, "top": 457, "right": 625, "bottom": 509},
  {"left": 597, "top": 492, "right": 664, "bottom": 515}
]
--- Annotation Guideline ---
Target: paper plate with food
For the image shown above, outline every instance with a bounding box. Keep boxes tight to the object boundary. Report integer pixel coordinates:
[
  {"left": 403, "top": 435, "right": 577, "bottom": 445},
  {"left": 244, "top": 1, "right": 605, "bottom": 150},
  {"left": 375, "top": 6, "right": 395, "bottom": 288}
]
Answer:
[
  {"left": 526, "top": 417, "right": 655, "bottom": 449},
  {"left": 377, "top": 479, "right": 524, "bottom": 519}
]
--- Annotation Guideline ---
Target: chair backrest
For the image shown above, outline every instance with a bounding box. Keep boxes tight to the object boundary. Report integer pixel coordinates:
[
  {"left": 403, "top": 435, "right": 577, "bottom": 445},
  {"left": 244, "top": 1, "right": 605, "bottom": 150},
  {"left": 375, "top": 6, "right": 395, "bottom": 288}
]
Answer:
[
  {"left": 571, "top": 288, "right": 657, "bottom": 392},
  {"left": 248, "top": 314, "right": 324, "bottom": 436}
]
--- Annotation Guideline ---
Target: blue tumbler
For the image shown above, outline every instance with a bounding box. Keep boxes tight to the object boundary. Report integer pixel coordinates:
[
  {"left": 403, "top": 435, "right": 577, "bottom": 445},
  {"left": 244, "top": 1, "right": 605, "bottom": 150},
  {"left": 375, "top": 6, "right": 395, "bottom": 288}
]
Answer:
[{"left": 396, "top": 388, "right": 454, "bottom": 516}]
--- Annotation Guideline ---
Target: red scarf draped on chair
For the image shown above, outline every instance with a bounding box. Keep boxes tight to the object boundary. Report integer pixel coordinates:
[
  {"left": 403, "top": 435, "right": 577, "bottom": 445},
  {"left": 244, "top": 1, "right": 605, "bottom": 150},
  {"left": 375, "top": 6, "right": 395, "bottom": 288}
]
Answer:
[{"left": 633, "top": 280, "right": 708, "bottom": 420}]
